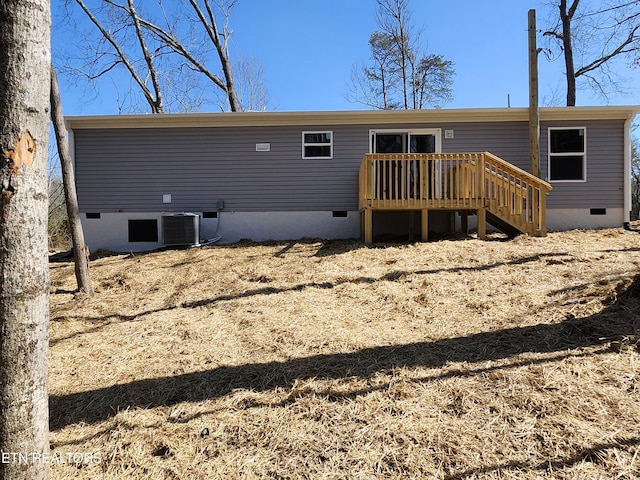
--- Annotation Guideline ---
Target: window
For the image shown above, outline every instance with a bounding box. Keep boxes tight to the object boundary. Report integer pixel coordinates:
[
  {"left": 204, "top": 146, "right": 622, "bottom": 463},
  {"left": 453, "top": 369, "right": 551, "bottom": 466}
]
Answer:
[
  {"left": 302, "top": 131, "right": 332, "bottom": 159},
  {"left": 548, "top": 127, "right": 586, "bottom": 181}
]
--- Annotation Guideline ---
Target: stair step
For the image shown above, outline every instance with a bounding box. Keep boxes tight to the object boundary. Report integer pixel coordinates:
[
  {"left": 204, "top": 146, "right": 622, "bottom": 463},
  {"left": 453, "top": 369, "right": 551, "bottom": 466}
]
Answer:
[{"left": 486, "top": 211, "right": 524, "bottom": 238}]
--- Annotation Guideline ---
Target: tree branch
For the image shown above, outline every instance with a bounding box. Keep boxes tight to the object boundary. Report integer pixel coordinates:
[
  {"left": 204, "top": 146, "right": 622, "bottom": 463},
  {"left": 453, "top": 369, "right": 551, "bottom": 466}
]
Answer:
[
  {"left": 127, "top": 0, "right": 163, "bottom": 112},
  {"left": 575, "top": 24, "right": 640, "bottom": 77},
  {"left": 73, "top": 0, "right": 162, "bottom": 112},
  {"left": 188, "top": 0, "right": 239, "bottom": 111},
  {"left": 135, "top": 14, "right": 228, "bottom": 92}
]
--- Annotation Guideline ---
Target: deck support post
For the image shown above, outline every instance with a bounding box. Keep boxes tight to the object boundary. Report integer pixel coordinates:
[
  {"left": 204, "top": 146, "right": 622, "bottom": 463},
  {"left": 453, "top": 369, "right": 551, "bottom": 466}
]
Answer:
[
  {"left": 461, "top": 211, "right": 468, "bottom": 235},
  {"left": 477, "top": 208, "right": 487, "bottom": 240},
  {"left": 539, "top": 188, "right": 547, "bottom": 236},
  {"left": 409, "top": 211, "right": 415, "bottom": 241},
  {"left": 363, "top": 209, "right": 373, "bottom": 244},
  {"left": 421, "top": 209, "right": 429, "bottom": 241}
]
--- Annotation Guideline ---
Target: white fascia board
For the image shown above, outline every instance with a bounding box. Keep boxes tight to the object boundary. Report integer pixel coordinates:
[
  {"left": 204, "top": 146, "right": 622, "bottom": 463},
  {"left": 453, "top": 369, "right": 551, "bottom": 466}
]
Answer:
[
  {"left": 539, "top": 105, "right": 640, "bottom": 122},
  {"left": 65, "top": 106, "right": 640, "bottom": 130}
]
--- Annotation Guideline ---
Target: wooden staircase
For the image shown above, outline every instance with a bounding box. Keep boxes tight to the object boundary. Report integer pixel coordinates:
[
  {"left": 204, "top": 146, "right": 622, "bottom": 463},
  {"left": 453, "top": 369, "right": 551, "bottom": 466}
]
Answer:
[
  {"left": 486, "top": 211, "right": 522, "bottom": 238},
  {"left": 359, "top": 152, "right": 552, "bottom": 243}
]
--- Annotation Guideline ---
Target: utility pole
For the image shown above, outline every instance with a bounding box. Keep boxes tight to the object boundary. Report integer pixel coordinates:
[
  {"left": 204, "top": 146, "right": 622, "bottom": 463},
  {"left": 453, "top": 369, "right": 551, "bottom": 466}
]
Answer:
[{"left": 528, "top": 9, "right": 540, "bottom": 178}]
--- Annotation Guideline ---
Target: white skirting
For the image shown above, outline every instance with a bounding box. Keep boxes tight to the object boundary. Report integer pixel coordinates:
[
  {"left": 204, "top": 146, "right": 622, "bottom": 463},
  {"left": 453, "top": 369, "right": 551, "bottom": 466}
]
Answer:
[
  {"left": 81, "top": 210, "right": 360, "bottom": 252},
  {"left": 546, "top": 208, "right": 624, "bottom": 231},
  {"left": 80, "top": 207, "right": 626, "bottom": 252}
]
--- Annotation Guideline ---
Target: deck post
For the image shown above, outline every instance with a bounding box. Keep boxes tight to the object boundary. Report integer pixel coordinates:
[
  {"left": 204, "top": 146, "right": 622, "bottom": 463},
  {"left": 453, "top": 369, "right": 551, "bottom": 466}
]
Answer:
[
  {"left": 363, "top": 208, "right": 373, "bottom": 244},
  {"left": 461, "top": 211, "right": 468, "bottom": 234},
  {"left": 421, "top": 209, "right": 429, "bottom": 241},
  {"left": 409, "top": 211, "right": 415, "bottom": 241},
  {"left": 477, "top": 208, "right": 486, "bottom": 240},
  {"left": 538, "top": 187, "right": 548, "bottom": 236},
  {"left": 477, "top": 154, "right": 485, "bottom": 204}
]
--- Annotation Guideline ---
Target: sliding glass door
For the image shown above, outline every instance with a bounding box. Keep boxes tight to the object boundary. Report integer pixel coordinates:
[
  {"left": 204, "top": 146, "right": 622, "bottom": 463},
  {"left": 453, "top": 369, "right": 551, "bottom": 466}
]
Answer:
[
  {"left": 370, "top": 129, "right": 441, "bottom": 200},
  {"left": 371, "top": 130, "right": 439, "bottom": 154}
]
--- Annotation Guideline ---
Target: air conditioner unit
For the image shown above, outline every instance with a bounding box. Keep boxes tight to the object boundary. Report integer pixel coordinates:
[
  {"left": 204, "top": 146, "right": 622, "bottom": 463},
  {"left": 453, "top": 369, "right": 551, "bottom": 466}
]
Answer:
[{"left": 162, "top": 213, "right": 200, "bottom": 246}]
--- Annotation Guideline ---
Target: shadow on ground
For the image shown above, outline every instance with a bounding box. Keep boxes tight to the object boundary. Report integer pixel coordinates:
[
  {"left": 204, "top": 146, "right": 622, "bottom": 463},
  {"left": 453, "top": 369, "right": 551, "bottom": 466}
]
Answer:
[{"left": 50, "top": 274, "right": 640, "bottom": 430}]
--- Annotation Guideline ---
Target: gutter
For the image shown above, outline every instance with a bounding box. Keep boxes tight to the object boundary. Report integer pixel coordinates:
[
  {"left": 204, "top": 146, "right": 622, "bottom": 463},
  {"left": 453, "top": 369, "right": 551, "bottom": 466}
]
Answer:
[{"left": 64, "top": 105, "right": 640, "bottom": 130}]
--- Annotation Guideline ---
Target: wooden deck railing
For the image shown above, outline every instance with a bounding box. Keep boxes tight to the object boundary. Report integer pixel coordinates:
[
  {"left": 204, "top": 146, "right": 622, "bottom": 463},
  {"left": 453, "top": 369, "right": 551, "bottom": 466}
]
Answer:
[{"left": 359, "top": 152, "right": 552, "bottom": 238}]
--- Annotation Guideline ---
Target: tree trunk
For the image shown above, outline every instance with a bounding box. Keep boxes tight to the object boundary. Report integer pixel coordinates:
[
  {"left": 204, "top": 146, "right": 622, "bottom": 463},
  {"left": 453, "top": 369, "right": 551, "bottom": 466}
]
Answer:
[
  {"left": 560, "top": 0, "right": 578, "bottom": 106},
  {"left": 50, "top": 65, "right": 93, "bottom": 295},
  {"left": 0, "top": 1, "right": 51, "bottom": 479}
]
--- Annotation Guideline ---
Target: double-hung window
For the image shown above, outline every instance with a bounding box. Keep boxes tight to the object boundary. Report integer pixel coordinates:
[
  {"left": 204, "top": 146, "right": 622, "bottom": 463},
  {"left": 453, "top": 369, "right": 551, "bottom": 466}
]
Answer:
[
  {"left": 302, "top": 131, "right": 333, "bottom": 159},
  {"left": 548, "top": 127, "right": 586, "bottom": 181}
]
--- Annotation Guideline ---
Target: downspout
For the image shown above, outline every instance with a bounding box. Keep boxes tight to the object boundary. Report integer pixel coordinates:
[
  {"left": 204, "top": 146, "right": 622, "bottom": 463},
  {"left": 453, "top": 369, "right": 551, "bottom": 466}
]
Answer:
[{"left": 623, "top": 110, "right": 637, "bottom": 232}]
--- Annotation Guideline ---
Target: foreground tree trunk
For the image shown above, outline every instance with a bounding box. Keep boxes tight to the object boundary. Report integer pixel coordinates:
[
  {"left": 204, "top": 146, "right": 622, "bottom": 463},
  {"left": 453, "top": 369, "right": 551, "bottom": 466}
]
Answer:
[
  {"left": 0, "top": 1, "right": 51, "bottom": 479},
  {"left": 50, "top": 65, "right": 93, "bottom": 294}
]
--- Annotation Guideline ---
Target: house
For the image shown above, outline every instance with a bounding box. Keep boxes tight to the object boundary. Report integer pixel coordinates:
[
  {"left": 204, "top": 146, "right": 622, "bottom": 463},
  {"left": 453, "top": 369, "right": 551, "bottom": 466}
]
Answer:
[{"left": 65, "top": 106, "right": 638, "bottom": 252}]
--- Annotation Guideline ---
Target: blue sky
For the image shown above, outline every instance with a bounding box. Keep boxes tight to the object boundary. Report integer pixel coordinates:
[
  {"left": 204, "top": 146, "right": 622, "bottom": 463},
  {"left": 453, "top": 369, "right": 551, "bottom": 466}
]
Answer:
[{"left": 52, "top": 0, "right": 640, "bottom": 115}]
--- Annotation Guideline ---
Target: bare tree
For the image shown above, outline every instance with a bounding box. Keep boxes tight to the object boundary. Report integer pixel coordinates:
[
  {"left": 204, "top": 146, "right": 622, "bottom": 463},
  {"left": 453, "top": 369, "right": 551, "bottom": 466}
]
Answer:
[
  {"left": 133, "top": 0, "right": 240, "bottom": 111},
  {"left": 50, "top": 65, "right": 93, "bottom": 294},
  {"left": 234, "top": 54, "right": 270, "bottom": 111},
  {"left": 0, "top": 1, "right": 51, "bottom": 479},
  {"left": 543, "top": 0, "right": 640, "bottom": 106},
  {"left": 347, "top": 0, "right": 454, "bottom": 110},
  {"left": 62, "top": 0, "right": 266, "bottom": 112},
  {"left": 69, "top": 0, "right": 165, "bottom": 112},
  {"left": 632, "top": 135, "right": 640, "bottom": 220},
  {"left": 376, "top": 0, "right": 415, "bottom": 109}
]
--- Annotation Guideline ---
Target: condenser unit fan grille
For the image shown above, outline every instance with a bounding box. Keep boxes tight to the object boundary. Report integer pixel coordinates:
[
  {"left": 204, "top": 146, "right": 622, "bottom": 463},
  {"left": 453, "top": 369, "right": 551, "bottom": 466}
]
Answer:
[{"left": 162, "top": 214, "right": 200, "bottom": 246}]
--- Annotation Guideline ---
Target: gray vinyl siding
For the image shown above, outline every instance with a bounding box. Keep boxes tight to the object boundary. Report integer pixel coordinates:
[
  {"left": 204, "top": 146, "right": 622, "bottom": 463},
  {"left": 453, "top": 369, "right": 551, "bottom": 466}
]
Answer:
[
  {"left": 73, "top": 118, "right": 626, "bottom": 213},
  {"left": 74, "top": 125, "right": 370, "bottom": 213},
  {"left": 439, "top": 121, "right": 531, "bottom": 169},
  {"left": 541, "top": 119, "right": 625, "bottom": 209},
  {"left": 368, "top": 121, "right": 531, "bottom": 167},
  {"left": 440, "top": 119, "right": 625, "bottom": 210}
]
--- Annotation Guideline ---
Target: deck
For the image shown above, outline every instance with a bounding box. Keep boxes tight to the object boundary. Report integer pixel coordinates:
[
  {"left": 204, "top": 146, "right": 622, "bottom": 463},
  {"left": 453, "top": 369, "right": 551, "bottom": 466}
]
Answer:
[{"left": 359, "top": 152, "right": 552, "bottom": 243}]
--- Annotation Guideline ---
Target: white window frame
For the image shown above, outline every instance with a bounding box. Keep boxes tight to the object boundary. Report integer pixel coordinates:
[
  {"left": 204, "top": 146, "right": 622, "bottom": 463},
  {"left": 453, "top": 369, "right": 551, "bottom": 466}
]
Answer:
[
  {"left": 368, "top": 129, "right": 442, "bottom": 153},
  {"left": 369, "top": 129, "right": 443, "bottom": 197},
  {"left": 548, "top": 127, "right": 587, "bottom": 183},
  {"left": 302, "top": 131, "right": 333, "bottom": 159}
]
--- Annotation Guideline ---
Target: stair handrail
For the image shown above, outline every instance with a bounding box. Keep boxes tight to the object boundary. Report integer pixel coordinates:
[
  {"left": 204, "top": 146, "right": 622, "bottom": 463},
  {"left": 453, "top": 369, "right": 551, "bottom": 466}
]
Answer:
[
  {"left": 481, "top": 152, "right": 552, "bottom": 235},
  {"left": 482, "top": 152, "right": 552, "bottom": 193},
  {"left": 360, "top": 152, "right": 552, "bottom": 233}
]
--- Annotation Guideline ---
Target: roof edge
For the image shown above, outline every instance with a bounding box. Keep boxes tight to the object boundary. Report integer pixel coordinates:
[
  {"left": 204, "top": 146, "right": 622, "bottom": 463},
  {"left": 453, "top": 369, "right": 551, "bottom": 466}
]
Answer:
[{"left": 65, "top": 105, "right": 640, "bottom": 130}]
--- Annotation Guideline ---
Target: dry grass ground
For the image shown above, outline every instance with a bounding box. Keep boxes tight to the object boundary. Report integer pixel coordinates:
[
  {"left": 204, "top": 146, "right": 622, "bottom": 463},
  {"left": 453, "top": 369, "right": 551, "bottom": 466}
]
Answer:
[{"left": 48, "top": 229, "right": 640, "bottom": 479}]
